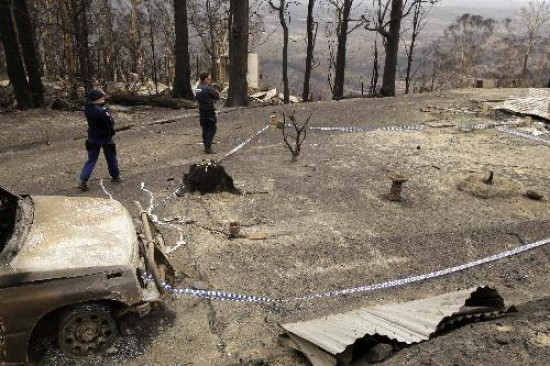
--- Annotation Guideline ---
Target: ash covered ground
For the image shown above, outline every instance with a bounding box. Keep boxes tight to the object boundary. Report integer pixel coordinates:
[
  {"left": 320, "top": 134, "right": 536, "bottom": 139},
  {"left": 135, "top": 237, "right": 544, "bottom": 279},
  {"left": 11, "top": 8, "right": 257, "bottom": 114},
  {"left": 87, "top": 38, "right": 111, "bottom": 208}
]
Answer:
[{"left": 1, "top": 88, "right": 550, "bottom": 365}]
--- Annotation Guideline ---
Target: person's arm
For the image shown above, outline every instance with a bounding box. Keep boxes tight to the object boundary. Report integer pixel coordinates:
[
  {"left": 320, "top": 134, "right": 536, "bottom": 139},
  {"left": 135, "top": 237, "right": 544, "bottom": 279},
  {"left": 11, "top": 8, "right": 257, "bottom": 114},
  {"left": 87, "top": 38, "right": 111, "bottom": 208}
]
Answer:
[
  {"left": 99, "top": 107, "right": 116, "bottom": 136},
  {"left": 208, "top": 86, "right": 220, "bottom": 100}
]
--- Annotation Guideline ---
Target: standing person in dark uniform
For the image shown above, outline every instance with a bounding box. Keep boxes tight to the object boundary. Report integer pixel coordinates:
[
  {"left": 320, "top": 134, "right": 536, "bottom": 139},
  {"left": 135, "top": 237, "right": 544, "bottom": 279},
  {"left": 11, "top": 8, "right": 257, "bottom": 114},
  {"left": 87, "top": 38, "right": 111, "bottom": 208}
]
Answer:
[
  {"left": 77, "top": 89, "right": 122, "bottom": 191},
  {"left": 195, "top": 72, "right": 220, "bottom": 154}
]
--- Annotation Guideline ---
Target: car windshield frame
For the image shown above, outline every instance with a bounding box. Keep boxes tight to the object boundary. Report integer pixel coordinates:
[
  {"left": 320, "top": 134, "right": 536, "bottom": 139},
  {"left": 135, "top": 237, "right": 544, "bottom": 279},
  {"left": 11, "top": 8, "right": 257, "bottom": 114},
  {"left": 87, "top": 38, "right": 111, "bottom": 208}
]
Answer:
[{"left": 1, "top": 187, "right": 32, "bottom": 266}]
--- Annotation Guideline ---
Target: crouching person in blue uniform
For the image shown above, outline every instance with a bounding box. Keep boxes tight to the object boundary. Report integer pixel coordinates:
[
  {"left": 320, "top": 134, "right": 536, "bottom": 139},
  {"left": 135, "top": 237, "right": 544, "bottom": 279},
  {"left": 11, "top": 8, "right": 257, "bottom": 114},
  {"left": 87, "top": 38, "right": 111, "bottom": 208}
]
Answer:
[
  {"left": 77, "top": 89, "right": 122, "bottom": 191},
  {"left": 195, "top": 72, "right": 220, "bottom": 154}
]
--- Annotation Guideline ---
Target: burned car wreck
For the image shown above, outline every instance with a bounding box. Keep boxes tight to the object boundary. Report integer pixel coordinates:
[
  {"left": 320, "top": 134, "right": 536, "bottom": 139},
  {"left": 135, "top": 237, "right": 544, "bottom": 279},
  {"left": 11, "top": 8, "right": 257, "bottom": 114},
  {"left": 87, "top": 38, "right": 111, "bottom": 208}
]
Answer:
[{"left": 0, "top": 186, "right": 175, "bottom": 364}]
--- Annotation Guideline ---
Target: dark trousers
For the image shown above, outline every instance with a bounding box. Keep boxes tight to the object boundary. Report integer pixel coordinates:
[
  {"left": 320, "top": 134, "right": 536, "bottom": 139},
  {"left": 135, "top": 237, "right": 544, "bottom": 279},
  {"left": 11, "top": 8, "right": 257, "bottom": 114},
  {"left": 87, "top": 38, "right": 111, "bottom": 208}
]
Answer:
[
  {"left": 199, "top": 110, "right": 217, "bottom": 149},
  {"left": 79, "top": 140, "right": 120, "bottom": 182}
]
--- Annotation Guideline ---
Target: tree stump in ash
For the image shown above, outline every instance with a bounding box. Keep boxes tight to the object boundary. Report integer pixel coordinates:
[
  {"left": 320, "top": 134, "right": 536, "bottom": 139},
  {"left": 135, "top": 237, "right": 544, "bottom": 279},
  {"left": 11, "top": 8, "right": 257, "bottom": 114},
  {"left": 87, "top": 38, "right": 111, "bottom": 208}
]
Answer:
[{"left": 181, "top": 161, "right": 241, "bottom": 195}]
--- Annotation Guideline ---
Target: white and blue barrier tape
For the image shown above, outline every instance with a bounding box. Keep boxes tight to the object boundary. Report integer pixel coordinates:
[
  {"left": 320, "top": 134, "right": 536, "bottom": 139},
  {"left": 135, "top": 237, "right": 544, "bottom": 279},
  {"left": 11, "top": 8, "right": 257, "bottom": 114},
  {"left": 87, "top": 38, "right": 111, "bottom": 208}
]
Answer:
[
  {"left": 146, "top": 237, "right": 550, "bottom": 304},
  {"left": 496, "top": 126, "right": 550, "bottom": 146}
]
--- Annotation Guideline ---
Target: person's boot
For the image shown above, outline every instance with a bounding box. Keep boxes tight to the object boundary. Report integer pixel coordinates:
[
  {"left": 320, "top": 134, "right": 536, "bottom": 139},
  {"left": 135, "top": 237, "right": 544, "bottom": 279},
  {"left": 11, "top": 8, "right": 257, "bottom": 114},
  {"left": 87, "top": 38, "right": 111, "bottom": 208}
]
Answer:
[
  {"left": 77, "top": 179, "right": 89, "bottom": 191},
  {"left": 111, "top": 176, "right": 124, "bottom": 183},
  {"left": 204, "top": 147, "right": 214, "bottom": 154}
]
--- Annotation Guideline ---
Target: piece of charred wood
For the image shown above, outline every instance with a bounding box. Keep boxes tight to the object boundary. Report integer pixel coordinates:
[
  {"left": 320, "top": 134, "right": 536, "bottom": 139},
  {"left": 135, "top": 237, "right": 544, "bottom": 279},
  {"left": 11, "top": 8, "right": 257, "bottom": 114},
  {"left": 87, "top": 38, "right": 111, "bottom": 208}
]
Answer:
[
  {"left": 387, "top": 172, "right": 408, "bottom": 201},
  {"left": 482, "top": 170, "right": 494, "bottom": 185}
]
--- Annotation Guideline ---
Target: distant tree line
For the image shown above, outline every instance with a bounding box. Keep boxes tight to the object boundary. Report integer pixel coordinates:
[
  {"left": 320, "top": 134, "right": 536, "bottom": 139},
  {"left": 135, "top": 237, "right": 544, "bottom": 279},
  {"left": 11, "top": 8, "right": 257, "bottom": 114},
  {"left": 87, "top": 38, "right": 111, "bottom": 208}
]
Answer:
[
  {"left": 0, "top": 0, "right": 548, "bottom": 110},
  {"left": 0, "top": 0, "right": 251, "bottom": 109},
  {"left": 265, "top": 0, "right": 548, "bottom": 98},
  {"left": 418, "top": 1, "right": 550, "bottom": 91}
]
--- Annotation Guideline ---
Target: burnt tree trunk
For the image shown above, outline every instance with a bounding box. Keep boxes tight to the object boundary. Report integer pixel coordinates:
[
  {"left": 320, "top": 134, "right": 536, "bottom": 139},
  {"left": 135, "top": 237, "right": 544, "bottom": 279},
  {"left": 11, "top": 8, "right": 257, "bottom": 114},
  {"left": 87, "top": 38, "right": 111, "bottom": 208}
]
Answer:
[
  {"left": 302, "top": 0, "right": 316, "bottom": 102},
  {"left": 380, "top": 0, "right": 403, "bottom": 97},
  {"left": 0, "top": 0, "right": 33, "bottom": 109},
  {"left": 370, "top": 36, "right": 380, "bottom": 94},
  {"left": 173, "top": 0, "right": 195, "bottom": 100},
  {"left": 279, "top": 0, "right": 290, "bottom": 104},
  {"left": 99, "top": 0, "right": 114, "bottom": 81},
  {"left": 70, "top": 0, "right": 94, "bottom": 90},
  {"left": 226, "top": 0, "right": 249, "bottom": 107},
  {"left": 130, "top": 0, "right": 143, "bottom": 77},
  {"left": 332, "top": 0, "right": 352, "bottom": 100},
  {"left": 268, "top": 0, "right": 290, "bottom": 104},
  {"left": 59, "top": 0, "right": 79, "bottom": 99},
  {"left": 13, "top": 0, "right": 45, "bottom": 107},
  {"left": 206, "top": 0, "right": 219, "bottom": 82}
]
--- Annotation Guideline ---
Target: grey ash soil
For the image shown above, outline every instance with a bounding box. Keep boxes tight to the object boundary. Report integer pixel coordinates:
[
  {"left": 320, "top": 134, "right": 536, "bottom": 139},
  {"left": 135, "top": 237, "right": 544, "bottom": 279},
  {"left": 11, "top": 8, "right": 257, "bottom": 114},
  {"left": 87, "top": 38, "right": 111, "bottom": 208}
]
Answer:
[{"left": 1, "top": 88, "right": 550, "bottom": 365}]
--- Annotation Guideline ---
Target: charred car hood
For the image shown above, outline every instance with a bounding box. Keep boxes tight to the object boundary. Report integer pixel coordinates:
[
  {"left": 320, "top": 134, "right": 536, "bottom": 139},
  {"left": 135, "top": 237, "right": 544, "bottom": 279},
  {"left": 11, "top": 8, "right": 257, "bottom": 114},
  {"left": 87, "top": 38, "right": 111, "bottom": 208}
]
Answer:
[{"left": 8, "top": 195, "right": 139, "bottom": 281}]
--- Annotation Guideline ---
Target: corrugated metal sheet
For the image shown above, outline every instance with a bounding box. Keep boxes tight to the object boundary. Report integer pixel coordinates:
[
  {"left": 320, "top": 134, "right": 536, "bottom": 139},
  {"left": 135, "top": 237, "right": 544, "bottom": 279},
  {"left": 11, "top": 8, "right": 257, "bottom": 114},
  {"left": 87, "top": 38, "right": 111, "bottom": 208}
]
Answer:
[
  {"left": 498, "top": 88, "right": 550, "bottom": 120},
  {"left": 280, "top": 286, "right": 507, "bottom": 362}
]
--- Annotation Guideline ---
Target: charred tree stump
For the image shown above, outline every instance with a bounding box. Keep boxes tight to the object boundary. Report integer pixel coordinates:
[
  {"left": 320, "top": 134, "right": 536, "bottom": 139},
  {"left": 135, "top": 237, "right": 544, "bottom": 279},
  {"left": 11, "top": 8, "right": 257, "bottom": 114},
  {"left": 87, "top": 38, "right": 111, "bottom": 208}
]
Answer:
[{"left": 182, "top": 161, "right": 240, "bottom": 195}]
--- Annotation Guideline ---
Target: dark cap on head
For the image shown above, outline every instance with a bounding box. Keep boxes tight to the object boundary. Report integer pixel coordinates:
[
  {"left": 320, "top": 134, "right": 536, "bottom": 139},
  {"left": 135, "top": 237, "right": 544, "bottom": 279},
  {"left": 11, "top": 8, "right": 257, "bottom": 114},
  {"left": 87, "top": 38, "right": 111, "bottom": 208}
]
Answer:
[{"left": 86, "top": 89, "right": 106, "bottom": 102}]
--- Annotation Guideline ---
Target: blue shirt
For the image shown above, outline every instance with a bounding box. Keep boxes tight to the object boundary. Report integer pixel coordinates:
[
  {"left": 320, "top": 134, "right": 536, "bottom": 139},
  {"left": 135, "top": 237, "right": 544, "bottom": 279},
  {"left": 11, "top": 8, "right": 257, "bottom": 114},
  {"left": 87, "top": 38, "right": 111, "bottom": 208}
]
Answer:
[
  {"left": 85, "top": 103, "right": 115, "bottom": 144},
  {"left": 195, "top": 83, "right": 220, "bottom": 111}
]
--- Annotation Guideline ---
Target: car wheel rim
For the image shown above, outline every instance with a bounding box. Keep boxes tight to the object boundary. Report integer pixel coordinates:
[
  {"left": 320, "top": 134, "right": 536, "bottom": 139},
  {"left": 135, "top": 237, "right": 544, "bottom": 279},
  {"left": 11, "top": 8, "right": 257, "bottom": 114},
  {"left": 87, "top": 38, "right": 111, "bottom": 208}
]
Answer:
[{"left": 59, "top": 311, "right": 117, "bottom": 355}]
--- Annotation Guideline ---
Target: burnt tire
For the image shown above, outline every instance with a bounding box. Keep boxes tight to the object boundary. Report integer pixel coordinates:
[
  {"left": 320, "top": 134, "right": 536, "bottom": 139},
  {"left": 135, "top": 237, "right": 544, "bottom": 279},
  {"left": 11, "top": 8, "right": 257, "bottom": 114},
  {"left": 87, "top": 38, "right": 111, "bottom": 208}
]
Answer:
[{"left": 57, "top": 303, "right": 118, "bottom": 356}]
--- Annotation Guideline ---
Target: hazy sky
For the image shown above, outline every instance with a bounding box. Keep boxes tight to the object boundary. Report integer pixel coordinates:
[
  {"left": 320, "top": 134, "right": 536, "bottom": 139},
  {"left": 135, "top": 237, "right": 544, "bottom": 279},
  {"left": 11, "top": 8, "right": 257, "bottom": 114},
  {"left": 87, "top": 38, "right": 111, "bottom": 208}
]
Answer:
[
  {"left": 291, "top": 0, "right": 533, "bottom": 9},
  {"left": 437, "top": 0, "right": 532, "bottom": 4},
  {"left": 432, "top": 0, "right": 533, "bottom": 12}
]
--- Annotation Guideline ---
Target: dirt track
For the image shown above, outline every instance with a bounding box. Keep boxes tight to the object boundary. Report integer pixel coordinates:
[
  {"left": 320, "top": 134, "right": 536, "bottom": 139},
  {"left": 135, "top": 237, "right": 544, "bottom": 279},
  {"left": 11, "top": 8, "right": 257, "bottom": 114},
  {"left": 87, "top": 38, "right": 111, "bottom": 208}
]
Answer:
[{"left": 1, "top": 88, "right": 550, "bottom": 365}]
